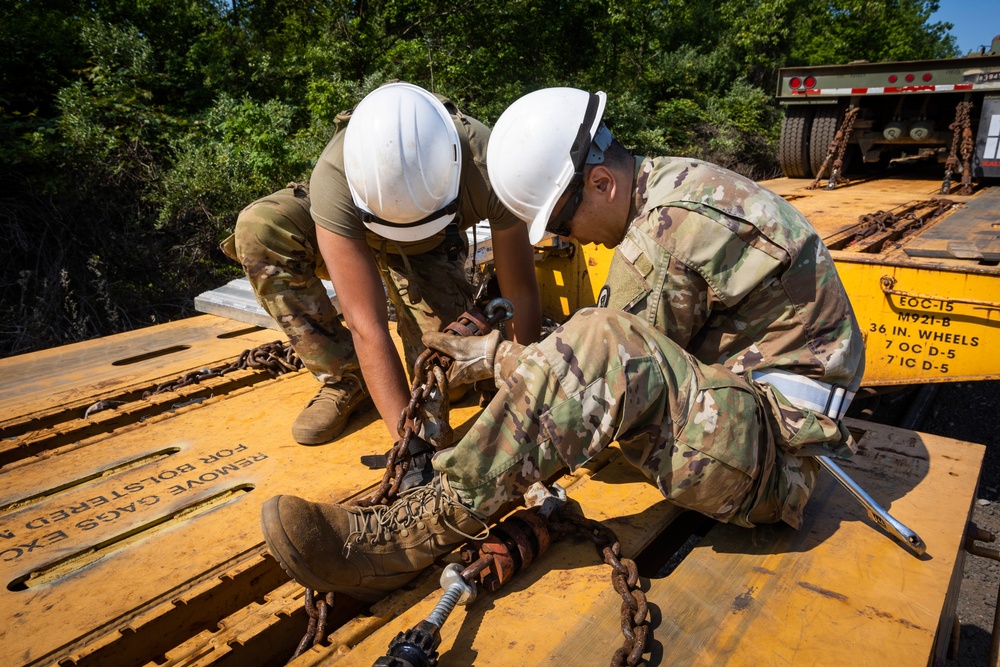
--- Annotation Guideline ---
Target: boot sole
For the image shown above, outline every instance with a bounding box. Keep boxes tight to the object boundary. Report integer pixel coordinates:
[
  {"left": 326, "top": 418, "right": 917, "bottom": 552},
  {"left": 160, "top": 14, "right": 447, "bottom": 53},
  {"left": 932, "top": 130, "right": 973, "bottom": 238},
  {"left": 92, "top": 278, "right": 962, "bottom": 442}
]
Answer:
[{"left": 260, "top": 496, "right": 383, "bottom": 603}]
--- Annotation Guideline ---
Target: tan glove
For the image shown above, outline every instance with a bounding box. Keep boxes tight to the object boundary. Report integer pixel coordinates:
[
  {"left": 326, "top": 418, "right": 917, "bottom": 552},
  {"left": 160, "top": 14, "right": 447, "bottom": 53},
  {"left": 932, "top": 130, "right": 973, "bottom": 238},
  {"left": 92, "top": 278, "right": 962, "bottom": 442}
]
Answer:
[{"left": 422, "top": 329, "right": 504, "bottom": 386}]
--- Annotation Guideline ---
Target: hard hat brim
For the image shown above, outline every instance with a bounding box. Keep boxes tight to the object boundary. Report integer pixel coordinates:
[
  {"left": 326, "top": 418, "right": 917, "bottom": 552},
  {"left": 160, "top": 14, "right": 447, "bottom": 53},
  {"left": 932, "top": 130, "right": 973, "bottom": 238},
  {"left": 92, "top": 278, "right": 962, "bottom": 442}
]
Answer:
[{"left": 528, "top": 185, "right": 565, "bottom": 245}]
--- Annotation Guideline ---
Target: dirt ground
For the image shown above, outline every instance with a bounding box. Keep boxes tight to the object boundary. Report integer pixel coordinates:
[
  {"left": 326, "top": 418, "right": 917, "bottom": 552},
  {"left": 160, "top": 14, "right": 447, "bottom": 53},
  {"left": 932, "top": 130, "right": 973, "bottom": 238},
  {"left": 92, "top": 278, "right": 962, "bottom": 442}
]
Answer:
[{"left": 873, "top": 380, "right": 1000, "bottom": 667}]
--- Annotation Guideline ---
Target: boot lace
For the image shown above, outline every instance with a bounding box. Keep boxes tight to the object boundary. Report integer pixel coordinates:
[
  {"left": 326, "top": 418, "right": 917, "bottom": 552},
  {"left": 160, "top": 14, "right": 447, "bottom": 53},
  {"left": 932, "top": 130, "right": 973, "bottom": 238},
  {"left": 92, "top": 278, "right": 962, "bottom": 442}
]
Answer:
[
  {"left": 349, "top": 482, "right": 489, "bottom": 546},
  {"left": 311, "top": 375, "right": 363, "bottom": 407}
]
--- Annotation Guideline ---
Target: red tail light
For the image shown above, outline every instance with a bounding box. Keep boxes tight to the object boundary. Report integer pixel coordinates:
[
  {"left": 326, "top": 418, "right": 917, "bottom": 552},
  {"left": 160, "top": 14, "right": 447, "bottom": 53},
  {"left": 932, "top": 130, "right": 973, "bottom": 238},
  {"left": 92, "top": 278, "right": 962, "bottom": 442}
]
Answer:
[
  {"left": 790, "top": 77, "right": 802, "bottom": 89},
  {"left": 923, "top": 73, "right": 932, "bottom": 82},
  {"left": 905, "top": 73, "right": 915, "bottom": 82},
  {"left": 888, "top": 74, "right": 898, "bottom": 83},
  {"left": 804, "top": 76, "right": 817, "bottom": 88}
]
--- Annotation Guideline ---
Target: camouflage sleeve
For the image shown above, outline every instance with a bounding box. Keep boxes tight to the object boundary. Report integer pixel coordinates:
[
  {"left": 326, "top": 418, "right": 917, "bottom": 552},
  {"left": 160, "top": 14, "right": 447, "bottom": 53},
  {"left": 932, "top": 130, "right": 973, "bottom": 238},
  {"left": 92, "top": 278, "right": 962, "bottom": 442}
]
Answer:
[{"left": 657, "top": 251, "right": 719, "bottom": 349}]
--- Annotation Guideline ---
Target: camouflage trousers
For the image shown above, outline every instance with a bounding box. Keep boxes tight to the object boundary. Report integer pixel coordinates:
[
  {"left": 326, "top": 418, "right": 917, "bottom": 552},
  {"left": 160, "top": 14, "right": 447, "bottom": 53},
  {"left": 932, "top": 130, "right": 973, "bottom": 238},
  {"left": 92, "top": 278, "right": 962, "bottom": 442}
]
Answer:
[
  {"left": 228, "top": 186, "right": 474, "bottom": 383},
  {"left": 433, "top": 309, "right": 819, "bottom": 529}
]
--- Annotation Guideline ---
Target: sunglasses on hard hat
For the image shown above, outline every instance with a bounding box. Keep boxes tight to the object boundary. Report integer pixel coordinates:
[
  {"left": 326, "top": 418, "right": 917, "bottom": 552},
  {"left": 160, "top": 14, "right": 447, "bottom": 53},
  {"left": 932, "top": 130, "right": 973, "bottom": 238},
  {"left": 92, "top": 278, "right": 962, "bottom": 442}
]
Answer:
[{"left": 543, "top": 92, "right": 602, "bottom": 239}]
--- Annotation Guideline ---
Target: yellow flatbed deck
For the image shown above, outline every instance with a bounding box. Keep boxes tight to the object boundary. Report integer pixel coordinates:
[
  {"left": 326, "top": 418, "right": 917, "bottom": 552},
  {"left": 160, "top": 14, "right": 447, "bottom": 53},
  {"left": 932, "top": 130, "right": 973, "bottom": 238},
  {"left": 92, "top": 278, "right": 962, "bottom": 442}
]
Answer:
[
  {"left": 0, "top": 314, "right": 985, "bottom": 666},
  {"left": 760, "top": 176, "right": 1000, "bottom": 385}
]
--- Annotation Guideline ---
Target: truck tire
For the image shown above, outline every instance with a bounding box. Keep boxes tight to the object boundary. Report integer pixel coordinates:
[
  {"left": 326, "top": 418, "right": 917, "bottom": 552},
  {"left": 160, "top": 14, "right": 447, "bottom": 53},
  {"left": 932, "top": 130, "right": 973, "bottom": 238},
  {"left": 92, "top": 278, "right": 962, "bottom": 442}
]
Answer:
[
  {"left": 810, "top": 105, "right": 853, "bottom": 177},
  {"left": 779, "top": 106, "right": 814, "bottom": 178}
]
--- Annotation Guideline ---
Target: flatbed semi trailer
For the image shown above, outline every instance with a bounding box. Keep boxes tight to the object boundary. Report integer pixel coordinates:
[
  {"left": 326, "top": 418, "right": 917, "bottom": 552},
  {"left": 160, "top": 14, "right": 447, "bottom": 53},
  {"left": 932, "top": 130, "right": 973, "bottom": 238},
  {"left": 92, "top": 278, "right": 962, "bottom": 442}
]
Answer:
[
  {"left": 0, "top": 313, "right": 985, "bottom": 667},
  {"left": 2, "top": 169, "right": 998, "bottom": 666},
  {"left": 774, "top": 35, "right": 1000, "bottom": 182}
]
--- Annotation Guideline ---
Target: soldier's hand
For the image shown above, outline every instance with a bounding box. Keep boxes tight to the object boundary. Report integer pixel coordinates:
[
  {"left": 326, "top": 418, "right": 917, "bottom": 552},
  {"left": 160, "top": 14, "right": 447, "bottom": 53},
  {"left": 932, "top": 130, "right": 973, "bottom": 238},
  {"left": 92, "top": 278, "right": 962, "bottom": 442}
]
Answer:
[{"left": 422, "top": 329, "right": 503, "bottom": 386}]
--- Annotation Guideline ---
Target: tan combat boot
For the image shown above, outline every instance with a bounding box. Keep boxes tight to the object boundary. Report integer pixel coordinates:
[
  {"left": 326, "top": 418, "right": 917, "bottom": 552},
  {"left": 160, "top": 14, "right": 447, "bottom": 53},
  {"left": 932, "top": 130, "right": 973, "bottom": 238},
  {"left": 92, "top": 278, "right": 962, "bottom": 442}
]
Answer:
[
  {"left": 291, "top": 375, "right": 371, "bottom": 445},
  {"left": 260, "top": 474, "right": 488, "bottom": 601}
]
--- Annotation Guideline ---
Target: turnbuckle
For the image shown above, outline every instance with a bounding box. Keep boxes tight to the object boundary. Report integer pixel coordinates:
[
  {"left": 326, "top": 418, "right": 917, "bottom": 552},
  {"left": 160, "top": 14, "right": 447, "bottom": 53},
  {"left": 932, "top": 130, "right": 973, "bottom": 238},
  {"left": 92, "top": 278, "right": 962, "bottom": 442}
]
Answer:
[{"left": 371, "top": 483, "right": 564, "bottom": 667}]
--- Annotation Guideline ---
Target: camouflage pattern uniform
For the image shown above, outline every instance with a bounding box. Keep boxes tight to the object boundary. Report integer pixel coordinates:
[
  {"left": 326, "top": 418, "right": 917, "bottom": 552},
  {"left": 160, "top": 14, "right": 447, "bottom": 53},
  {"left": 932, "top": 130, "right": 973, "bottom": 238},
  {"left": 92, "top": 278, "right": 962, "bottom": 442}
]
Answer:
[
  {"left": 222, "top": 94, "right": 518, "bottom": 383},
  {"left": 224, "top": 183, "right": 474, "bottom": 381},
  {"left": 435, "top": 157, "right": 865, "bottom": 529}
]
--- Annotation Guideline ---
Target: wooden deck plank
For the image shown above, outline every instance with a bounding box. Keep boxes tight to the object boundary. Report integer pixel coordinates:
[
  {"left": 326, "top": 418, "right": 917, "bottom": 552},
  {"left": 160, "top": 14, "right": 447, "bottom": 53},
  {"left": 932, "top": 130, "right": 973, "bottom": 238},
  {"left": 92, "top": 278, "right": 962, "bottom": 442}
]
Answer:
[
  {"left": 0, "top": 314, "right": 281, "bottom": 421},
  {"left": 316, "top": 419, "right": 982, "bottom": 666},
  {"left": 760, "top": 176, "right": 952, "bottom": 241},
  {"left": 0, "top": 329, "right": 484, "bottom": 666}
]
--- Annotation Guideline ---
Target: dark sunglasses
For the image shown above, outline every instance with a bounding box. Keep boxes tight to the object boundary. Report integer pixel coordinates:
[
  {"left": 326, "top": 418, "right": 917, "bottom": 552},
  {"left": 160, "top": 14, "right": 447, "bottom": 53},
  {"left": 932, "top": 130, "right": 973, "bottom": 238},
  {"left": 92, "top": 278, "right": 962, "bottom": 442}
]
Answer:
[
  {"left": 543, "top": 92, "right": 602, "bottom": 238},
  {"left": 546, "top": 186, "right": 583, "bottom": 237}
]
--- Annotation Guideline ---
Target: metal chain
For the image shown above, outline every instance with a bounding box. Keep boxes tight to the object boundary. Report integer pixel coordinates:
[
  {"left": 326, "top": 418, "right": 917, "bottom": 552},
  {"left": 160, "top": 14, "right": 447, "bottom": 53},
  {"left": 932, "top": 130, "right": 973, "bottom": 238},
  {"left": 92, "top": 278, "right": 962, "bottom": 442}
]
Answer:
[
  {"left": 549, "top": 509, "right": 650, "bottom": 667},
  {"left": 142, "top": 340, "right": 303, "bottom": 398},
  {"left": 958, "top": 102, "right": 975, "bottom": 196},
  {"left": 943, "top": 101, "right": 974, "bottom": 195},
  {"left": 355, "top": 348, "right": 452, "bottom": 508},
  {"left": 810, "top": 106, "right": 859, "bottom": 190},
  {"left": 852, "top": 198, "right": 956, "bottom": 243},
  {"left": 289, "top": 589, "right": 336, "bottom": 660},
  {"left": 356, "top": 299, "right": 513, "bottom": 508}
]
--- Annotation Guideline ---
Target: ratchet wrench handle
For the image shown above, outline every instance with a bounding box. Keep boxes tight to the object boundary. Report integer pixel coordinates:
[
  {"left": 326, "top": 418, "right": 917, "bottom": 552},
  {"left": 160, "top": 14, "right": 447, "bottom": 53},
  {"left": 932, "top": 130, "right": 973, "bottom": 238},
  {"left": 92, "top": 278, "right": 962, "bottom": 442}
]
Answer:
[{"left": 817, "top": 455, "right": 927, "bottom": 557}]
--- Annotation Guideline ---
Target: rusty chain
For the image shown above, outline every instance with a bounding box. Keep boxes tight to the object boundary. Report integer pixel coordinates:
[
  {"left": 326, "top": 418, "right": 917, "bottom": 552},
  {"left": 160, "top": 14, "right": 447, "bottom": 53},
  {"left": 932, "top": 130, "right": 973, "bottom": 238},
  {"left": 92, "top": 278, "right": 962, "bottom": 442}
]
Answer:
[
  {"left": 810, "top": 106, "right": 859, "bottom": 190},
  {"left": 289, "top": 590, "right": 336, "bottom": 660},
  {"left": 549, "top": 509, "right": 650, "bottom": 667},
  {"left": 142, "top": 340, "right": 302, "bottom": 398},
  {"left": 852, "top": 198, "right": 956, "bottom": 243},
  {"left": 943, "top": 100, "right": 975, "bottom": 195},
  {"left": 356, "top": 298, "right": 513, "bottom": 508},
  {"left": 828, "top": 106, "right": 859, "bottom": 189}
]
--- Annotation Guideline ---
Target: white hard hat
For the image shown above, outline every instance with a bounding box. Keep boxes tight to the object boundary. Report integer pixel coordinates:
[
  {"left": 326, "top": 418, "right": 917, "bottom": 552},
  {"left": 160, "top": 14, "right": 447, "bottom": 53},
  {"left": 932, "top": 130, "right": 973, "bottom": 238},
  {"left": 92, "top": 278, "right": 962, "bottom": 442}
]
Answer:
[
  {"left": 487, "top": 88, "right": 612, "bottom": 244},
  {"left": 343, "top": 82, "right": 462, "bottom": 242}
]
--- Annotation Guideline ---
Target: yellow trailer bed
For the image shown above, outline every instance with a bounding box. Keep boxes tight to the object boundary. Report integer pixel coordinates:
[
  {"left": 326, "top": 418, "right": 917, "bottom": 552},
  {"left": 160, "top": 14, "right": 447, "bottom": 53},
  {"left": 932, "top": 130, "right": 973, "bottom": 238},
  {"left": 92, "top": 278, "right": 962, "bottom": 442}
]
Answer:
[{"left": 0, "top": 314, "right": 985, "bottom": 666}]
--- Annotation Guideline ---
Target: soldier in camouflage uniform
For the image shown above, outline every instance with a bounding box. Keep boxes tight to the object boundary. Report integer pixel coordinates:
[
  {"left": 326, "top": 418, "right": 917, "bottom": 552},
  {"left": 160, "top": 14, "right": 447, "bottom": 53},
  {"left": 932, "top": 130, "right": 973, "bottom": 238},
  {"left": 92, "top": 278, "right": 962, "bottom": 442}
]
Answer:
[
  {"left": 260, "top": 87, "right": 865, "bottom": 601},
  {"left": 225, "top": 82, "right": 540, "bottom": 447}
]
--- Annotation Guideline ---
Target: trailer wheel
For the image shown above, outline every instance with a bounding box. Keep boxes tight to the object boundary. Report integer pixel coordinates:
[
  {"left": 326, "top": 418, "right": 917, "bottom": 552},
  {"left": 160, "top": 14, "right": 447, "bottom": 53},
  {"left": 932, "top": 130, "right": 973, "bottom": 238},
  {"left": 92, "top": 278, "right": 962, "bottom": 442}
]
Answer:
[
  {"left": 779, "top": 106, "right": 814, "bottom": 178},
  {"left": 810, "top": 105, "right": 854, "bottom": 176}
]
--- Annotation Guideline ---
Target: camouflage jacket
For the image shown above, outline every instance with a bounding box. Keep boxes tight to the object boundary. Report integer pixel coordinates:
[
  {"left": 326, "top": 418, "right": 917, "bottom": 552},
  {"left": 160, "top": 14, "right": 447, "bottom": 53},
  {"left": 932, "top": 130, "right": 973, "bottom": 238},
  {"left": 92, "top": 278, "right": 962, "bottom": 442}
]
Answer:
[{"left": 602, "top": 157, "right": 866, "bottom": 457}]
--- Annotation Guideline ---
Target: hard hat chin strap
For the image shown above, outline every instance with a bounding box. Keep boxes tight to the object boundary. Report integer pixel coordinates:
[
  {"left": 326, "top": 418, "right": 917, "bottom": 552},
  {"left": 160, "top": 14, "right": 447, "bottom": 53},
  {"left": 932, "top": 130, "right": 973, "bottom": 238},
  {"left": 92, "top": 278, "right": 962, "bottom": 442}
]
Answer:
[{"left": 357, "top": 198, "right": 459, "bottom": 230}]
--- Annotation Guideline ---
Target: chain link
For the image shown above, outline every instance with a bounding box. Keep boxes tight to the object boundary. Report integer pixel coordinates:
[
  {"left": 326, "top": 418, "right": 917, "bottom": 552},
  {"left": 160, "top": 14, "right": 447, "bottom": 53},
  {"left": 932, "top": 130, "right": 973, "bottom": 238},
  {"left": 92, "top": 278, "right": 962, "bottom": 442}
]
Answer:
[
  {"left": 943, "top": 100, "right": 975, "bottom": 196},
  {"left": 356, "top": 300, "right": 512, "bottom": 508},
  {"left": 142, "top": 340, "right": 302, "bottom": 398},
  {"left": 289, "top": 589, "right": 336, "bottom": 660},
  {"left": 549, "top": 509, "right": 650, "bottom": 666},
  {"left": 810, "top": 106, "right": 859, "bottom": 190},
  {"left": 852, "top": 198, "right": 956, "bottom": 244}
]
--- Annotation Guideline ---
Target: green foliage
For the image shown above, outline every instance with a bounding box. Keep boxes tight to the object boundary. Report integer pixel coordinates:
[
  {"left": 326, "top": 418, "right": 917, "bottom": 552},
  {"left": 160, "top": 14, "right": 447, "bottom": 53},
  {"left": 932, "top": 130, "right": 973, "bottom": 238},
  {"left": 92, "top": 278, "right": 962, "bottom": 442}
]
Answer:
[
  {"left": 0, "top": 0, "right": 962, "bottom": 355},
  {"left": 157, "top": 94, "right": 306, "bottom": 231}
]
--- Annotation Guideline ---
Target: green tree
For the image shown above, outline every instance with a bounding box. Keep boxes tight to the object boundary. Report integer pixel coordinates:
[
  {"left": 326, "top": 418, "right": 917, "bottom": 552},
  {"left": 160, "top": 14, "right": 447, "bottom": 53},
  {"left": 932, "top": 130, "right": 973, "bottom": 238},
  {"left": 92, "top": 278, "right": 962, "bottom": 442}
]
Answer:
[{"left": 0, "top": 0, "right": 962, "bottom": 355}]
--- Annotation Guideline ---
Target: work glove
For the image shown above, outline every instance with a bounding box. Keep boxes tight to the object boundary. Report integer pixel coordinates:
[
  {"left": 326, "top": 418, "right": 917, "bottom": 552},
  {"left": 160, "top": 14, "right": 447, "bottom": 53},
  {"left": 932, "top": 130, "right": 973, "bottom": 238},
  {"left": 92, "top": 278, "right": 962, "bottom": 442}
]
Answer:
[
  {"left": 422, "top": 329, "right": 525, "bottom": 388},
  {"left": 422, "top": 329, "right": 502, "bottom": 386}
]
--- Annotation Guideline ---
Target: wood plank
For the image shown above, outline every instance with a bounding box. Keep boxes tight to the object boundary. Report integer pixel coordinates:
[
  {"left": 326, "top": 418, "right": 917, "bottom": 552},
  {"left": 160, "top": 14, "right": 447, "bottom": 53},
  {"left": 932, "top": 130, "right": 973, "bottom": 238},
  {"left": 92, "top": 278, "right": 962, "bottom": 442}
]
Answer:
[
  {"left": 760, "top": 176, "right": 950, "bottom": 241},
  {"left": 0, "top": 329, "right": 484, "bottom": 667},
  {"left": 0, "top": 314, "right": 282, "bottom": 422},
  {"left": 311, "top": 418, "right": 982, "bottom": 666}
]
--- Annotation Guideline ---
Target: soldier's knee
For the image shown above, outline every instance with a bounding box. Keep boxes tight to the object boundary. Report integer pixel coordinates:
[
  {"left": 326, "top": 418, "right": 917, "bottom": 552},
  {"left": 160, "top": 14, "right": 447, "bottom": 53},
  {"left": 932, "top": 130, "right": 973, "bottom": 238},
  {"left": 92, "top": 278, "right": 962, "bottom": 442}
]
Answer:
[{"left": 233, "top": 209, "right": 272, "bottom": 264}]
